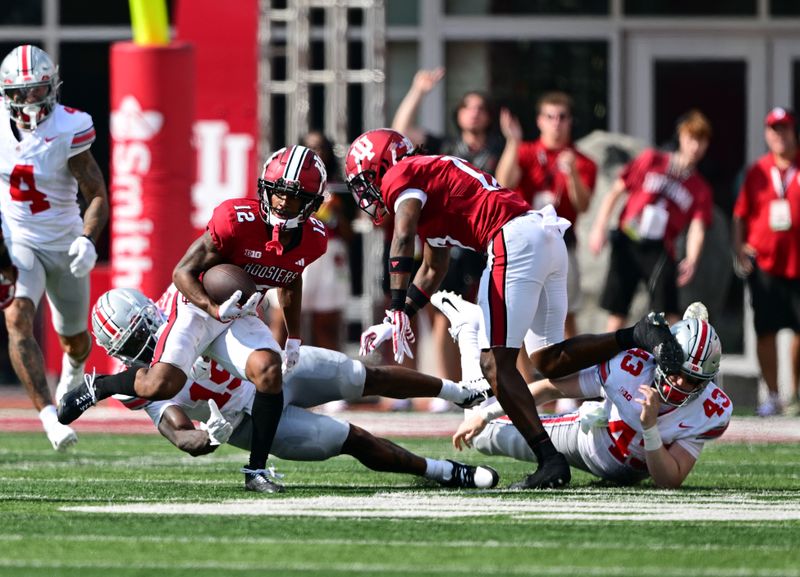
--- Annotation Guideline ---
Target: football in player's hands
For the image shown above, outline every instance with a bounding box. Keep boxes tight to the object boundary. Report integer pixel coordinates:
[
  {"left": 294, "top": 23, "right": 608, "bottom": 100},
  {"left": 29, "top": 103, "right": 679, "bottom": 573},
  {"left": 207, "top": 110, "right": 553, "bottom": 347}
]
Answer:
[{"left": 202, "top": 264, "right": 257, "bottom": 306}]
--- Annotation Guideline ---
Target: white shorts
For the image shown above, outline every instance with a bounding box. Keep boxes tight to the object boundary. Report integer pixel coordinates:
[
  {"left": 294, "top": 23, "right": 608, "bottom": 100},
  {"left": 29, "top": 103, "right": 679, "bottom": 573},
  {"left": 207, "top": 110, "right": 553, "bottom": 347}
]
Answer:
[
  {"left": 154, "top": 290, "right": 280, "bottom": 379},
  {"left": 302, "top": 237, "right": 351, "bottom": 313},
  {"left": 283, "top": 346, "right": 366, "bottom": 406},
  {"left": 228, "top": 405, "right": 351, "bottom": 461},
  {"left": 8, "top": 241, "right": 89, "bottom": 336},
  {"left": 473, "top": 411, "right": 593, "bottom": 474},
  {"left": 478, "top": 210, "right": 569, "bottom": 350}
]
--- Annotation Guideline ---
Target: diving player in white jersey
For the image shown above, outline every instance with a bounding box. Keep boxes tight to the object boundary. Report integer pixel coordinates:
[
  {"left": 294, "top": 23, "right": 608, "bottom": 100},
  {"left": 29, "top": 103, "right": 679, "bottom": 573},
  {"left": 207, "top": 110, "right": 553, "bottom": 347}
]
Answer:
[
  {"left": 0, "top": 45, "right": 109, "bottom": 451},
  {"left": 87, "top": 287, "right": 499, "bottom": 490},
  {"left": 442, "top": 293, "right": 731, "bottom": 488}
]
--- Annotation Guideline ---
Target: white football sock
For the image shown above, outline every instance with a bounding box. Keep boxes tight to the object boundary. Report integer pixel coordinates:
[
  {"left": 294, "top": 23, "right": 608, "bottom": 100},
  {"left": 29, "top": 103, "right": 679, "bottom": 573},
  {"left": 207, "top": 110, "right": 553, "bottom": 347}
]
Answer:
[
  {"left": 437, "top": 379, "right": 462, "bottom": 402},
  {"left": 39, "top": 405, "right": 59, "bottom": 430},
  {"left": 423, "top": 458, "right": 454, "bottom": 482}
]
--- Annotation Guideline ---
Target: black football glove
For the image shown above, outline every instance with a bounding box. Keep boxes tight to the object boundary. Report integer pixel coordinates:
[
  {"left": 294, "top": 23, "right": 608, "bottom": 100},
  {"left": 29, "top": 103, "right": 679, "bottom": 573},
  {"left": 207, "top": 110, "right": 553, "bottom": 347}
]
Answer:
[{"left": 632, "top": 312, "right": 684, "bottom": 375}]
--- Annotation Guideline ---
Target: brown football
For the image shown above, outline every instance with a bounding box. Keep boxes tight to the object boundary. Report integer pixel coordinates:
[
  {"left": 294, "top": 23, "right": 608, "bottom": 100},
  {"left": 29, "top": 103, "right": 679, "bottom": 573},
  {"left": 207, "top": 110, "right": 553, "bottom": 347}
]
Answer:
[{"left": 202, "top": 264, "right": 257, "bottom": 305}]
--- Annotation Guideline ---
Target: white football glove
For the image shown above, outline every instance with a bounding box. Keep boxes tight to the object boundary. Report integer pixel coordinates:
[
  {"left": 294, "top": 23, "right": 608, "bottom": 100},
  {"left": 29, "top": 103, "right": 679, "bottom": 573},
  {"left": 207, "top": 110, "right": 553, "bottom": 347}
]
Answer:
[
  {"left": 359, "top": 316, "right": 393, "bottom": 356},
  {"left": 68, "top": 236, "right": 97, "bottom": 278},
  {"left": 282, "top": 337, "right": 301, "bottom": 374},
  {"left": 199, "top": 399, "right": 233, "bottom": 446},
  {"left": 390, "top": 309, "right": 415, "bottom": 364},
  {"left": 216, "top": 290, "right": 261, "bottom": 322}
]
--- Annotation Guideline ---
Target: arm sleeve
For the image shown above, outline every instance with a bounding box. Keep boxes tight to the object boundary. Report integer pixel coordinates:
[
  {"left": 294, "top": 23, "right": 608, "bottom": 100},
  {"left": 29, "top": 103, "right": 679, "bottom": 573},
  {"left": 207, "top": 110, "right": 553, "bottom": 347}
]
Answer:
[
  {"left": 206, "top": 203, "right": 234, "bottom": 257},
  {"left": 69, "top": 111, "right": 96, "bottom": 157},
  {"left": 394, "top": 189, "right": 428, "bottom": 213}
]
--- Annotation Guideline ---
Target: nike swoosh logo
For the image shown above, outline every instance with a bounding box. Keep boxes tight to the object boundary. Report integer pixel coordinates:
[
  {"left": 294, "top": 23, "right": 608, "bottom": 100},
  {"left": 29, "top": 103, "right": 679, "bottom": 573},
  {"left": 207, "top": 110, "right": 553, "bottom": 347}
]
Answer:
[
  {"left": 678, "top": 422, "right": 691, "bottom": 429},
  {"left": 441, "top": 297, "right": 458, "bottom": 311},
  {"left": 44, "top": 136, "right": 56, "bottom": 142}
]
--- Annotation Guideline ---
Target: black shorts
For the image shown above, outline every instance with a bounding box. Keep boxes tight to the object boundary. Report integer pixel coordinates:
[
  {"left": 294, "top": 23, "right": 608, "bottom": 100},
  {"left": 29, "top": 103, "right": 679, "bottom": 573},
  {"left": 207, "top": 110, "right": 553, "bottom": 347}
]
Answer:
[
  {"left": 747, "top": 264, "right": 800, "bottom": 333},
  {"left": 600, "top": 230, "right": 678, "bottom": 317}
]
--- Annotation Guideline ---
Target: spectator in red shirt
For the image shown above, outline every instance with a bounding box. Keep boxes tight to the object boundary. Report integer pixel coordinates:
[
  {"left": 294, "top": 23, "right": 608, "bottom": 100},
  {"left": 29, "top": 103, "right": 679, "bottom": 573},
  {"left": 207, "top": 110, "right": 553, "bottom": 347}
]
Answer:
[
  {"left": 589, "top": 110, "right": 714, "bottom": 331},
  {"left": 733, "top": 107, "right": 800, "bottom": 417},
  {"left": 495, "top": 91, "right": 597, "bottom": 340}
]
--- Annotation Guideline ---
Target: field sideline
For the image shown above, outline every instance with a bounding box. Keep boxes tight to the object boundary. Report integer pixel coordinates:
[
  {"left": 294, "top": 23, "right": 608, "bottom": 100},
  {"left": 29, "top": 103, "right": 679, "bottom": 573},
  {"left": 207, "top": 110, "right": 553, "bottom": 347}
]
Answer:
[{"left": 1, "top": 412, "right": 800, "bottom": 577}]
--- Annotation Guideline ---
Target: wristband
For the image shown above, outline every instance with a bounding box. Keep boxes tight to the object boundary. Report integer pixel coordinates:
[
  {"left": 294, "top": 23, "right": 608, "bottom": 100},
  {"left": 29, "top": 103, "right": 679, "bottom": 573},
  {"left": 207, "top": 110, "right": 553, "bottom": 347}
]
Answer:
[
  {"left": 82, "top": 234, "right": 96, "bottom": 247},
  {"left": 388, "top": 255, "right": 414, "bottom": 274},
  {"left": 404, "top": 283, "right": 430, "bottom": 318},
  {"left": 642, "top": 425, "right": 663, "bottom": 451},
  {"left": 390, "top": 288, "right": 407, "bottom": 311}
]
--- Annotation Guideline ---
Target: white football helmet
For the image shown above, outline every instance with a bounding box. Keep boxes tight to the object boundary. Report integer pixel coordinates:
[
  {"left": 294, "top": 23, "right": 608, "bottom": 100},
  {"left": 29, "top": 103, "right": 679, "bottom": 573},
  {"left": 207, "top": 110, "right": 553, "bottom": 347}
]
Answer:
[
  {"left": 257, "top": 145, "right": 327, "bottom": 230},
  {"left": 655, "top": 318, "right": 722, "bottom": 407},
  {"left": 0, "top": 45, "right": 61, "bottom": 130},
  {"left": 91, "top": 288, "right": 164, "bottom": 366}
]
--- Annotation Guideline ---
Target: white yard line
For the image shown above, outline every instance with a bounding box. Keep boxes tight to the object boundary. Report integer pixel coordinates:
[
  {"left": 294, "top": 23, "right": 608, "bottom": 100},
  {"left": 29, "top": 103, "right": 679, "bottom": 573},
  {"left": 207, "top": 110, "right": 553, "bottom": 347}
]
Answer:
[
  {"left": 0, "top": 532, "right": 794, "bottom": 553},
  {"left": 61, "top": 492, "right": 800, "bottom": 522},
  {"left": 0, "top": 559, "right": 796, "bottom": 577}
]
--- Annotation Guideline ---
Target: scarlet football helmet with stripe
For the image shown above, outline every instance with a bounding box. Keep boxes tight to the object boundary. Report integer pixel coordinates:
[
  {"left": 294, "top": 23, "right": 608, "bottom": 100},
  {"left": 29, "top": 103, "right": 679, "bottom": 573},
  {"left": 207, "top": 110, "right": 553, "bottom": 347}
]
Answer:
[
  {"left": 91, "top": 288, "right": 164, "bottom": 366},
  {"left": 0, "top": 44, "right": 61, "bottom": 130},
  {"left": 345, "top": 128, "right": 415, "bottom": 224},
  {"left": 257, "top": 145, "right": 327, "bottom": 229}
]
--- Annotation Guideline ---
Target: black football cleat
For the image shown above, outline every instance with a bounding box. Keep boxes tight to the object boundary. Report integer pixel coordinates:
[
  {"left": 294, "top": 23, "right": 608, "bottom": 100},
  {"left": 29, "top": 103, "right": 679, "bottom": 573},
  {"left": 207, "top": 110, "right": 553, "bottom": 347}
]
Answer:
[
  {"left": 243, "top": 467, "right": 285, "bottom": 494},
  {"left": 439, "top": 460, "right": 499, "bottom": 489},
  {"left": 455, "top": 385, "right": 494, "bottom": 409},
  {"left": 633, "top": 312, "right": 685, "bottom": 375},
  {"left": 508, "top": 453, "right": 571, "bottom": 490},
  {"left": 57, "top": 371, "right": 98, "bottom": 424}
]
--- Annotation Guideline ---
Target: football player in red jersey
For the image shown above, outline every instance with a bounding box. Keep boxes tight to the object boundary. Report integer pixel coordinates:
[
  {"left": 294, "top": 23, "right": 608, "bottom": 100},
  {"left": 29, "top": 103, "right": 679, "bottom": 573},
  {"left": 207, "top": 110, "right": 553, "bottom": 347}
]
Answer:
[
  {"left": 58, "top": 145, "right": 328, "bottom": 494},
  {"left": 345, "top": 128, "right": 683, "bottom": 489}
]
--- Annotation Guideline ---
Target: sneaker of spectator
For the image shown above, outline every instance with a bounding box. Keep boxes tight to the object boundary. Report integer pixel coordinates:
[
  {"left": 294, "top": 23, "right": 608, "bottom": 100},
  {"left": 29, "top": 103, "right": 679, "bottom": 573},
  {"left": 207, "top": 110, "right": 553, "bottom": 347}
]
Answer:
[
  {"left": 783, "top": 398, "right": 800, "bottom": 417},
  {"left": 757, "top": 392, "right": 782, "bottom": 417}
]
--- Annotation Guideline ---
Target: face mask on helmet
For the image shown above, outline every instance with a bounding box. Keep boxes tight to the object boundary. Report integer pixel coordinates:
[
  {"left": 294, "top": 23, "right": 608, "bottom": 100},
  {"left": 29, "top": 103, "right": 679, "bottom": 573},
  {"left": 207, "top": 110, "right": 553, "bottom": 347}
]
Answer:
[
  {"left": 256, "top": 145, "right": 327, "bottom": 230},
  {"left": 92, "top": 288, "right": 165, "bottom": 366},
  {"left": 345, "top": 129, "right": 415, "bottom": 225},
  {"left": 654, "top": 318, "right": 721, "bottom": 407},
  {"left": 0, "top": 45, "right": 61, "bottom": 130}
]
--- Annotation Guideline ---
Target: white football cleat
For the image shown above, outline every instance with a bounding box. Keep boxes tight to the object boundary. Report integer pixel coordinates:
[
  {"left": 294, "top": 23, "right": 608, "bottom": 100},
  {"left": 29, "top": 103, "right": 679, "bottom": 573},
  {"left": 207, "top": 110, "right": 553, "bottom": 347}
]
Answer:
[
  {"left": 430, "top": 291, "right": 479, "bottom": 340},
  {"left": 55, "top": 353, "right": 85, "bottom": 405},
  {"left": 683, "top": 302, "right": 709, "bottom": 322},
  {"left": 46, "top": 422, "right": 78, "bottom": 452}
]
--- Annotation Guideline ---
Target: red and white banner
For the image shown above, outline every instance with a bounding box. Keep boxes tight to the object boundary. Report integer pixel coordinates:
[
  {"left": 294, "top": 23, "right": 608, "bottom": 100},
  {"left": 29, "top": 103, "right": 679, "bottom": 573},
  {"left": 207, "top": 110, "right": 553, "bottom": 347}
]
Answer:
[
  {"left": 109, "top": 42, "right": 196, "bottom": 298},
  {"left": 175, "top": 0, "right": 259, "bottom": 231}
]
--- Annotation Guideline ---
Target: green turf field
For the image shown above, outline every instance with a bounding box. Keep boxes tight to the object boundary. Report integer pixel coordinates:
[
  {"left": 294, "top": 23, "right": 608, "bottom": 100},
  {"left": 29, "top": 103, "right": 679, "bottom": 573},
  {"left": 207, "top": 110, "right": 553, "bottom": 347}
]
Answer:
[{"left": 1, "top": 432, "right": 799, "bottom": 577}]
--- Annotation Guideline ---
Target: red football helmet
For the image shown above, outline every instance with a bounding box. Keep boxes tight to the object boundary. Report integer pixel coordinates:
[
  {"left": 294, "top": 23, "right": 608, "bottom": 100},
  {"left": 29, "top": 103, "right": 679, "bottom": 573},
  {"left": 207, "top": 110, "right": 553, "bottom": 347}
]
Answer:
[
  {"left": 654, "top": 318, "right": 721, "bottom": 407},
  {"left": 257, "top": 145, "right": 327, "bottom": 229},
  {"left": 345, "top": 128, "right": 415, "bottom": 224}
]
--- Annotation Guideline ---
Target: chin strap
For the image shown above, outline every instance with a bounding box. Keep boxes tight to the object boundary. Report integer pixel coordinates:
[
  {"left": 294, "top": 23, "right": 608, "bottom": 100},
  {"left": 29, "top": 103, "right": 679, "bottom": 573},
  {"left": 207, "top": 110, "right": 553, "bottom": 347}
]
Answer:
[{"left": 265, "top": 222, "right": 284, "bottom": 255}]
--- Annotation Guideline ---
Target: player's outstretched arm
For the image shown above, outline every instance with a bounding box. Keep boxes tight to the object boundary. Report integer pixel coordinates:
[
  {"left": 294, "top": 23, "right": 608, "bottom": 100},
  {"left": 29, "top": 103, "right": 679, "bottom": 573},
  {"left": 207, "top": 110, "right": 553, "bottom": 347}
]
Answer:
[
  {"left": 531, "top": 313, "right": 682, "bottom": 379},
  {"left": 531, "top": 333, "right": 622, "bottom": 379},
  {"left": 157, "top": 405, "right": 218, "bottom": 457},
  {"left": 173, "top": 232, "right": 225, "bottom": 318}
]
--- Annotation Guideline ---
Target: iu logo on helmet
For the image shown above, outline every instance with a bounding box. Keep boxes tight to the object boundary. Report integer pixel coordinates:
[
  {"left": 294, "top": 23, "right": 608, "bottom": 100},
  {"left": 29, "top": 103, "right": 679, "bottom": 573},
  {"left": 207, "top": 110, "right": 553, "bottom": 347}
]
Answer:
[{"left": 349, "top": 135, "right": 376, "bottom": 171}]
